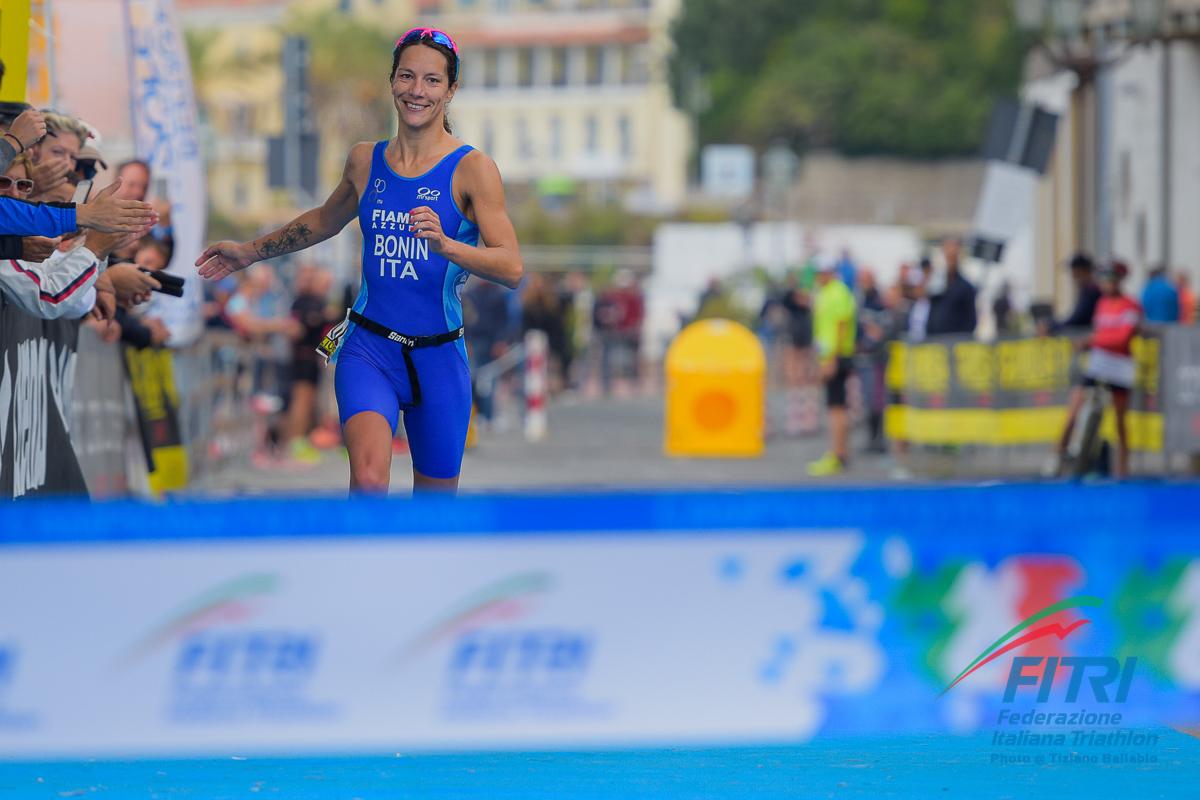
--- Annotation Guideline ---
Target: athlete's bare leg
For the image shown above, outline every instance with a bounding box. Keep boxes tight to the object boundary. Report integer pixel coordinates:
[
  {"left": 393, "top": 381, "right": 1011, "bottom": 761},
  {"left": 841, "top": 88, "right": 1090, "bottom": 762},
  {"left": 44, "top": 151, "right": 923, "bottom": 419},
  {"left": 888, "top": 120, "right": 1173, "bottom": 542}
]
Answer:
[
  {"left": 830, "top": 406, "right": 850, "bottom": 463},
  {"left": 413, "top": 469, "right": 459, "bottom": 494},
  {"left": 344, "top": 411, "right": 394, "bottom": 494},
  {"left": 1112, "top": 389, "right": 1131, "bottom": 479}
]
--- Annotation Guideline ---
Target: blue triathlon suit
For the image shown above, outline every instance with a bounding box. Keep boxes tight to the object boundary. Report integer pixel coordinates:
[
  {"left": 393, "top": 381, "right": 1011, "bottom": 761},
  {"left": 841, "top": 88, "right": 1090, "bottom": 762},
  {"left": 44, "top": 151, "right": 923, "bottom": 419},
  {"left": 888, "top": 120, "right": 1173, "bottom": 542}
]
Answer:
[{"left": 333, "top": 141, "right": 478, "bottom": 479}]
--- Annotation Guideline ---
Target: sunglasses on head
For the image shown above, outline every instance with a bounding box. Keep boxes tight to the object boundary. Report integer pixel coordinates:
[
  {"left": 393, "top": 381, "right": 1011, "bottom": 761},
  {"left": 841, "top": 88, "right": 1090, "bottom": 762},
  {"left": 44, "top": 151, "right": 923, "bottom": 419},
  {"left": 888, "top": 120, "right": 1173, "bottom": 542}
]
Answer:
[
  {"left": 0, "top": 176, "right": 34, "bottom": 194},
  {"left": 397, "top": 27, "right": 458, "bottom": 55}
]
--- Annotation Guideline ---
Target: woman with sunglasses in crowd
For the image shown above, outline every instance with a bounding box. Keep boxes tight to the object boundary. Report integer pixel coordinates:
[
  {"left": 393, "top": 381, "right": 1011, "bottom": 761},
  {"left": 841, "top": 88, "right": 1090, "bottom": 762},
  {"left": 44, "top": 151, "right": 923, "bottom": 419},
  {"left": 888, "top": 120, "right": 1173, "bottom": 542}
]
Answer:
[
  {"left": 197, "top": 27, "right": 523, "bottom": 495},
  {"left": 0, "top": 152, "right": 156, "bottom": 321}
]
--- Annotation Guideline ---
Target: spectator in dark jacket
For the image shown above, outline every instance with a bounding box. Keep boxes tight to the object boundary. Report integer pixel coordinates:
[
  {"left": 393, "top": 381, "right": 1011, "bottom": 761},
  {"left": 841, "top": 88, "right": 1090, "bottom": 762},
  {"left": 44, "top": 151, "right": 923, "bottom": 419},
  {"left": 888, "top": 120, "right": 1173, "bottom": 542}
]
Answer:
[
  {"left": 927, "top": 238, "right": 977, "bottom": 336},
  {"left": 1058, "top": 252, "right": 1101, "bottom": 330},
  {"left": 464, "top": 277, "right": 514, "bottom": 422}
]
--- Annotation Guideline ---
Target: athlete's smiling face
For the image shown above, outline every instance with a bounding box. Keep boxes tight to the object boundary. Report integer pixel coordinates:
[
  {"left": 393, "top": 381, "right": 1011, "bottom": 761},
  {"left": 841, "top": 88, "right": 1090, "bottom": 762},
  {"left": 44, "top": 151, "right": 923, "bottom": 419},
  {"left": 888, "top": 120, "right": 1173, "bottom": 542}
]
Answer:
[{"left": 391, "top": 44, "right": 456, "bottom": 129}]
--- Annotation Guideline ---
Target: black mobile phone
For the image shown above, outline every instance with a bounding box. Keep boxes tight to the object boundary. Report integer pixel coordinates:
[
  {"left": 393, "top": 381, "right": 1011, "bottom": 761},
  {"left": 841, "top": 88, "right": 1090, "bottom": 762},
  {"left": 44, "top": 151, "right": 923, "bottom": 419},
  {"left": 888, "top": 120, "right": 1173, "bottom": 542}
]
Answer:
[{"left": 140, "top": 267, "right": 185, "bottom": 298}]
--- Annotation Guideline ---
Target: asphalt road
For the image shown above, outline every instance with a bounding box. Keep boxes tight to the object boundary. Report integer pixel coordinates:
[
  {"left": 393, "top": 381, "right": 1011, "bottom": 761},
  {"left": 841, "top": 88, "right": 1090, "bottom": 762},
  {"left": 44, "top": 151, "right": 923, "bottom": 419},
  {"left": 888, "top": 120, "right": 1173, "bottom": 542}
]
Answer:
[{"left": 192, "top": 393, "right": 897, "bottom": 497}]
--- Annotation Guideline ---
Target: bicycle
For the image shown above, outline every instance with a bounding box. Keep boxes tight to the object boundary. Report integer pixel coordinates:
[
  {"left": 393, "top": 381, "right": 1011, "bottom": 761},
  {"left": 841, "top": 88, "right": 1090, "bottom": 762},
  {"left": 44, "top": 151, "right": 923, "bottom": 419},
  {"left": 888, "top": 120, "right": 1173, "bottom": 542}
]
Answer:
[{"left": 1058, "top": 379, "right": 1111, "bottom": 478}]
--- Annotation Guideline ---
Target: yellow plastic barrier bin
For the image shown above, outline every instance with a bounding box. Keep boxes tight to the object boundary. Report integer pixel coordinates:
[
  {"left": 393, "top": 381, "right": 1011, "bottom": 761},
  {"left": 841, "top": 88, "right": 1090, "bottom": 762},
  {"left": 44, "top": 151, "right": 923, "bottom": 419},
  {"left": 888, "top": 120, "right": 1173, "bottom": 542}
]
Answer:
[{"left": 664, "top": 319, "right": 766, "bottom": 458}]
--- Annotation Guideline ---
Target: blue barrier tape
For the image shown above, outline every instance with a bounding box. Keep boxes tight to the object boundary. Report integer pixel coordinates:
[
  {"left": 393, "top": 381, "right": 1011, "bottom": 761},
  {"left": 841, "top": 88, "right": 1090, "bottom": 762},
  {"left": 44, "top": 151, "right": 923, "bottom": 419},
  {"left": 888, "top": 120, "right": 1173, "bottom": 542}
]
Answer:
[{"left": 1, "top": 483, "right": 1198, "bottom": 544}]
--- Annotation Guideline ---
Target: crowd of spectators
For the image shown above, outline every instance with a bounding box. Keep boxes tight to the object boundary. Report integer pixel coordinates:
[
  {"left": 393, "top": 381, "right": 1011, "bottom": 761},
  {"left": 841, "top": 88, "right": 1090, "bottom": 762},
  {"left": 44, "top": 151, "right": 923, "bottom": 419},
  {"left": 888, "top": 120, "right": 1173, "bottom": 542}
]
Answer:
[
  {"left": 720, "top": 239, "right": 1199, "bottom": 478},
  {"left": 192, "top": 257, "right": 648, "bottom": 462}
]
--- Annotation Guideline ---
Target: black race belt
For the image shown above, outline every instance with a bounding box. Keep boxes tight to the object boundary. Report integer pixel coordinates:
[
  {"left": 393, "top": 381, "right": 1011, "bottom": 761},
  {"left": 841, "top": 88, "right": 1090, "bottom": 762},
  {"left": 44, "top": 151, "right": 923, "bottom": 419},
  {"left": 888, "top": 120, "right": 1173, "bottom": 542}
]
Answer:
[{"left": 317, "top": 310, "right": 463, "bottom": 406}]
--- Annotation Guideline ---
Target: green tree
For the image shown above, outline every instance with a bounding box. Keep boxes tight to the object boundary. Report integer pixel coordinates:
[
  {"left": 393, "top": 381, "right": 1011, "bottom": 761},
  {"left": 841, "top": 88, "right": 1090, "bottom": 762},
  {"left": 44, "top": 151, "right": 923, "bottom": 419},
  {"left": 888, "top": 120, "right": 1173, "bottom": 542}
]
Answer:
[
  {"left": 670, "top": 0, "right": 1026, "bottom": 157},
  {"left": 283, "top": 9, "right": 398, "bottom": 143}
]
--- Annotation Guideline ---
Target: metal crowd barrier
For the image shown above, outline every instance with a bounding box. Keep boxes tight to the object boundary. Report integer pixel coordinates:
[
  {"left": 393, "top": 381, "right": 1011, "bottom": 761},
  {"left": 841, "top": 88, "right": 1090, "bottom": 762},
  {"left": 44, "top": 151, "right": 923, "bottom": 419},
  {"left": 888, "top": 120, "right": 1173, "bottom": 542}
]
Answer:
[{"left": 884, "top": 326, "right": 1200, "bottom": 476}]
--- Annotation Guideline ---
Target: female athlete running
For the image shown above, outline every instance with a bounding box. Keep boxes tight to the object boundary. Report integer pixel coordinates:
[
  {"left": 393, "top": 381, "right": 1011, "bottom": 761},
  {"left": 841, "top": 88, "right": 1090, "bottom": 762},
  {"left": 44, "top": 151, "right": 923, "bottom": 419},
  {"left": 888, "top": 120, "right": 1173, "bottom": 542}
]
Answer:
[{"left": 197, "top": 28, "right": 523, "bottom": 494}]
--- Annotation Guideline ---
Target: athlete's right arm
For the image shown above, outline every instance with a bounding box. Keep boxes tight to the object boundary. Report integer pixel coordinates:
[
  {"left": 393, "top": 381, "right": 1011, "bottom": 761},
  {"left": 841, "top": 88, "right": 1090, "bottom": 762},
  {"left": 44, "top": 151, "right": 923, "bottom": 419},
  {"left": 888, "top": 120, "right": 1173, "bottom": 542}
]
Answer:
[{"left": 196, "top": 144, "right": 370, "bottom": 280}]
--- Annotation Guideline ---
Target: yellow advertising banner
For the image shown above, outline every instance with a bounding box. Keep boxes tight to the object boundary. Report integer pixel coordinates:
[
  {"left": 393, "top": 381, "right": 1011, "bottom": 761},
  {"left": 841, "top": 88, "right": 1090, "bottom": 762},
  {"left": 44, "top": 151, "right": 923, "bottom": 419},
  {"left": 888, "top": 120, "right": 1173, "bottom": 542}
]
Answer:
[
  {"left": 886, "top": 335, "right": 1163, "bottom": 452},
  {"left": 0, "top": 0, "right": 31, "bottom": 103},
  {"left": 123, "top": 346, "right": 189, "bottom": 495}
]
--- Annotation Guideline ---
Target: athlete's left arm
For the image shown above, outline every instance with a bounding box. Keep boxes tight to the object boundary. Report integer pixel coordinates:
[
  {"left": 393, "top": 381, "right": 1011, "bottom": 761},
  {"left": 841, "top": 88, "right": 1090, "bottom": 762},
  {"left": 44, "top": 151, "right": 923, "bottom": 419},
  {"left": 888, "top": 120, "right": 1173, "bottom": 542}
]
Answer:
[{"left": 412, "top": 152, "right": 523, "bottom": 289}]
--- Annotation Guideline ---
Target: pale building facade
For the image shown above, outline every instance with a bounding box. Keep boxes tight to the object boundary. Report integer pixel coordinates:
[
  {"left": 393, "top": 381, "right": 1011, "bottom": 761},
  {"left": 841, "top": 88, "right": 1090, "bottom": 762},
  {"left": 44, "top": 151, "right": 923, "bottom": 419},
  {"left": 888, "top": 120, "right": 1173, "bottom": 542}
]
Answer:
[
  {"left": 417, "top": 0, "right": 691, "bottom": 212},
  {"left": 1020, "top": 0, "right": 1200, "bottom": 313}
]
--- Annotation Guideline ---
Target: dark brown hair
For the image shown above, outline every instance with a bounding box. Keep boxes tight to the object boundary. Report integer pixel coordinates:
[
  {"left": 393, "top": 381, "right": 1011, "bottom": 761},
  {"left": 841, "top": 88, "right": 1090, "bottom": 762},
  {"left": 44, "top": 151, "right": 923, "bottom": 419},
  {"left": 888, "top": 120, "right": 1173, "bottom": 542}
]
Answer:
[{"left": 390, "top": 40, "right": 458, "bottom": 134}]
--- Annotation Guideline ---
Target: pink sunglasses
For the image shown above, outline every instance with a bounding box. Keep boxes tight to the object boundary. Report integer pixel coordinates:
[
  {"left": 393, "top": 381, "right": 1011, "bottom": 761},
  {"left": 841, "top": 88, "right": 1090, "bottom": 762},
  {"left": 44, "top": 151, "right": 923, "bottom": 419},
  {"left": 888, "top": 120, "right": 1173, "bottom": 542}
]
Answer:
[{"left": 397, "top": 27, "right": 458, "bottom": 55}]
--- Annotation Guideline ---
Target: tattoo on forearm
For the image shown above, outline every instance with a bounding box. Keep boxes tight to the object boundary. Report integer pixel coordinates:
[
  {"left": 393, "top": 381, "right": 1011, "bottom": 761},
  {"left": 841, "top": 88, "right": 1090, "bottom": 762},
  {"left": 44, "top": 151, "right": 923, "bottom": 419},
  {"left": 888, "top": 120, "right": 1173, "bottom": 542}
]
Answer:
[{"left": 255, "top": 223, "right": 312, "bottom": 260}]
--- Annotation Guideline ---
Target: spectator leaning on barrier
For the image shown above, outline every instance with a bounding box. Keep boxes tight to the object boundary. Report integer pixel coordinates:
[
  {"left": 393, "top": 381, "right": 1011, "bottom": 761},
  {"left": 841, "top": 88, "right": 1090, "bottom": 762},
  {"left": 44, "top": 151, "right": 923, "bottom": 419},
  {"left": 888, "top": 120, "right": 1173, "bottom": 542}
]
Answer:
[
  {"left": 595, "top": 269, "right": 644, "bottom": 397},
  {"left": 0, "top": 146, "right": 156, "bottom": 322},
  {"left": 0, "top": 179, "right": 153, "bottom": 238},
  {"left": 807, "top": 259, "right": 857, "bottom": 477},
  {"left": 1054, "top": 261, "right": 1142, "bottom": 480},
  {"left": 0, "top": 153, "right": 52, "bottom": 261},
  {"left": 1059, "top": 252, "right": 1101, "bottom": 330},
  {"left": 109, "top": 236, "right": 173, "bottom": 349},
  {"left": 0, "top": 108, "right": 156, "bottom": 240},
  {"left": 286, "top": 264, "right": 337, "bottom": 465},
  {"left": 1177, "top": 272, "right": 1196, "bottom": 326},
  {"left": 464, "top": 276, "right": 515, "bottom": 424},
  {"left": 521, "top": 273, "right": 568, "bottom": 392},
  {"left": 1142, "top": 266, "right": 1180, "bottom": 324},
  {"left": 0, "top": 108, "right": 46, "bottom": 176},
  {"left": 926, "top": 238, "right": 976, "bottom": 337},
  {"left": 113, "top": 159, "right": 173, "bottom": 264},
  {"left": 560, "top": 271, "right": 592, "bottom": 391},
  {"left": 859, "top": 270, "right": 884, "bottom": 313},
  {"left": 74, "top": 142, "right": 106, "bottom": 184},
  {"left": 857, "top": 305, "right": 892, "bottom": 455},
  {"left": 906, "top": 259, "right": 933, "bottom": 343},
  {"left": 27, "top": 111, "right": 89, "bottom": 203}
]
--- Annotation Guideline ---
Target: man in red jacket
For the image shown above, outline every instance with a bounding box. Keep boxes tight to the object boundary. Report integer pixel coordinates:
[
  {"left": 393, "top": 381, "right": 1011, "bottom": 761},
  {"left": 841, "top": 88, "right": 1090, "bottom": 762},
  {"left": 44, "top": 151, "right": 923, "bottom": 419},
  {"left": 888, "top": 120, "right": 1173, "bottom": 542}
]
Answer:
[{"left": 1056, "top": 261, "right": 1141, "bottom": 478}]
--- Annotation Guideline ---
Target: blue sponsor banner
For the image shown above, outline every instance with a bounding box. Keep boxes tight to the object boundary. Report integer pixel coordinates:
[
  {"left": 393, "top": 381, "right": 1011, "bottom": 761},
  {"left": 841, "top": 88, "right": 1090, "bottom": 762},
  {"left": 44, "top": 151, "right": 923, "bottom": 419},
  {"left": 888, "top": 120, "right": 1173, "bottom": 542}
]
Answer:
[
  {"left": 1, "top": 483, "right": 1197, "bottom": 541},
  {"left": 0, "top": 484, "right": 1198, "bottom": 756}
]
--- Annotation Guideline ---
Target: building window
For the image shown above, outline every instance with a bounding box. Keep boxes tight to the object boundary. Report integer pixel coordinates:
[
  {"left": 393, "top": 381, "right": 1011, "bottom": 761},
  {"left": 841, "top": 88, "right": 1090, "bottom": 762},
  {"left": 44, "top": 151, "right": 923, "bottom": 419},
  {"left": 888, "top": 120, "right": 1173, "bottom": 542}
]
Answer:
[
  {"left": 229, "top": 104, "right": 254, "bottom": 138},
  {"left": 549, "top": 116, "right": 562, "bottom": 160},
  {"left": 624, "top": 44, "right": 649, "bottom": 84},
  {"left": 516, "top": 48, "right": 534, "bottom": 88},
  {"left": 617, "top": 114, "right": 632, "bottom": 159},
  {"left": 584, "top": 114, "right": 599, "bottom": 153},
  {"left": 516, "top": 118, "right": 533, "bottom": 161},
  {"left": 601, "top": 46, "right": 619, "bottom": 84},
  {"left": 482, "top": 117, "right": 495, "bottom": 155},
  {"left": 482, "top": 49, "right": 499, "bottom": 89},
  {"left": 550, "top": 48, "right": 568, "bottom": 87},
  {"left": 584, "top": 47, "right": 603, "bottom": 86}
]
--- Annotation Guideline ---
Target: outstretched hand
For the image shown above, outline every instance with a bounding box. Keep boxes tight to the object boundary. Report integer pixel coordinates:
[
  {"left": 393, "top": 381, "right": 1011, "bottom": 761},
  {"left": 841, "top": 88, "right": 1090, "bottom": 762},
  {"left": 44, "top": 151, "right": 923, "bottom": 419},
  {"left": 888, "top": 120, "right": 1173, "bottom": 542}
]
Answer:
[
  {"left": 196, "top": 241, "right": 255, "bottom": 280},
  {"left": 77, "top": 178, "right": 159, "bottom": 233}
]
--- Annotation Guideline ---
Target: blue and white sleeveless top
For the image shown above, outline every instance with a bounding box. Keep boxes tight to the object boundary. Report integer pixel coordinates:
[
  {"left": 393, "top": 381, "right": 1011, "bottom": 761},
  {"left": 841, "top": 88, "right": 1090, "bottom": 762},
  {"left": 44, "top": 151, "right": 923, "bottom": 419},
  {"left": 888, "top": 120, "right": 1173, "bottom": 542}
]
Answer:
[{"left": 345, "top": 141, "right": 478, "bottom": 362}]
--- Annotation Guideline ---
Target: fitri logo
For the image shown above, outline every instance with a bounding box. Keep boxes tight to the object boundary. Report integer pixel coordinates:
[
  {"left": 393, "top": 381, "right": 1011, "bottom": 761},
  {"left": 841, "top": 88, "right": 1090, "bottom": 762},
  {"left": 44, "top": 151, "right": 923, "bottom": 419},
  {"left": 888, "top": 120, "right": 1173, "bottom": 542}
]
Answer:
[
  {"left": 372, "top": 178, "right": 387, "bottom": 205},
  {"left": 417, "top": 186, "right": 441, "bottom": 202}
]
